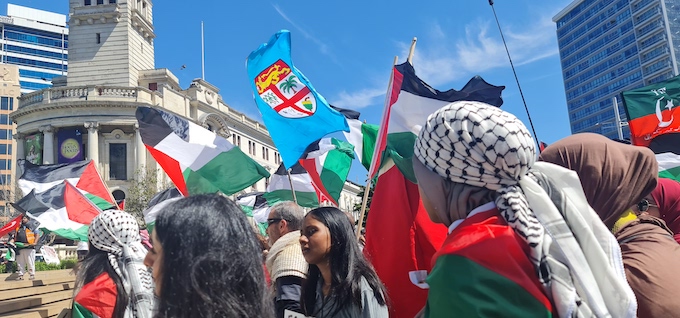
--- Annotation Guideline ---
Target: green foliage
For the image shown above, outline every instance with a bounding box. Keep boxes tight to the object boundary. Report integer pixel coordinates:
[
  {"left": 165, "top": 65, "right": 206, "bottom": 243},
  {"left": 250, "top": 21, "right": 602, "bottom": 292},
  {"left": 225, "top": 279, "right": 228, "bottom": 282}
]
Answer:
[
  {"left": 353, "top": 183, "right": 375, "bottom": 228},
  {"left": 0, "top": 258, "right": 79, "bottom": 272},
  {"left": 126, "top": 167, "right": 161, "bottom": 220}
]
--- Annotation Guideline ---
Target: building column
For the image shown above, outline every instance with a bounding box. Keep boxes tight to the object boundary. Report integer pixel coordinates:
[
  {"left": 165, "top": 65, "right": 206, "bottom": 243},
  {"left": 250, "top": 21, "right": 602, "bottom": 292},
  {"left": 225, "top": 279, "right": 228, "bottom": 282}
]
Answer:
[
  {"left": 40, "top": 125, "right": 55, "bottom": 165},
  {"left": 134, "top": 123, "right": 147, "bottom": 169},
  {"left": 84, "top": 122, "right": 99, "bottom": 166},
  {"left": 13, "top": 133, "right": 24, "bottom": 161}
]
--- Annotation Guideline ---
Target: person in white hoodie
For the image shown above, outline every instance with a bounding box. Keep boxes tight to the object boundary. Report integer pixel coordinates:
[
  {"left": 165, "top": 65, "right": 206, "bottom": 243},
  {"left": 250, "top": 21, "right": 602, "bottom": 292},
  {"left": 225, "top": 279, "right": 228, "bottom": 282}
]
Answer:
[{"left": 265, "top": 201, "right": 308, "bottom": 318}]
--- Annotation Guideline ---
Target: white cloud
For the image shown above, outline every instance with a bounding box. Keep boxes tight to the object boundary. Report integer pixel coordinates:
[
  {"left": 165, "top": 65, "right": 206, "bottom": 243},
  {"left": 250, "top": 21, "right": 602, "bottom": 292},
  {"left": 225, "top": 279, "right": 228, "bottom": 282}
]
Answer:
[
  {"left": 332, "top": 10, "right": 560, "bottom": 109},
  {"left": 332, "top": 88, "right": 386, "bottom": 109},
  {"left": 272, "top": 4, "right": 337, "bottom": 62}
]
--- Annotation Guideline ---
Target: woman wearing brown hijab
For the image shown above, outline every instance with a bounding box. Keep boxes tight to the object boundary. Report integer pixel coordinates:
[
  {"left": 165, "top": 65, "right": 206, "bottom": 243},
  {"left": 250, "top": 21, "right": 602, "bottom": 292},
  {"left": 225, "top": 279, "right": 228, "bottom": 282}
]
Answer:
[{"left": 539, "top": 133, "right": 680, "bottom": 318}]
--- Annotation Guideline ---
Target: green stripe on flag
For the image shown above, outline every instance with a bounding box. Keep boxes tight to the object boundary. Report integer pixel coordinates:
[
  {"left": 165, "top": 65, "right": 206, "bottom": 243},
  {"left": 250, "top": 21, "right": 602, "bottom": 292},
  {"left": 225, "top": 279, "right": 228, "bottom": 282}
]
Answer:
[
  {"left": 265, "top": 189, "right": 319, "bottom": 208},
  {"left": 85, "top": 193, "right": 115, "bottom": 211},
  {"left": 42, "top": 226, "right": 90, "bottom": 242},
  {"left": 426, "top": 255, "right": 552, "bottom": 317},
  {"left": 385, "top": 132, "right": 418, "bottom": 183},
  {"left": 183, "top": 150, "right": 269, "bottom": 195},
  {"left": 72, "top": 302, "right": 95, "bottom": 318}
]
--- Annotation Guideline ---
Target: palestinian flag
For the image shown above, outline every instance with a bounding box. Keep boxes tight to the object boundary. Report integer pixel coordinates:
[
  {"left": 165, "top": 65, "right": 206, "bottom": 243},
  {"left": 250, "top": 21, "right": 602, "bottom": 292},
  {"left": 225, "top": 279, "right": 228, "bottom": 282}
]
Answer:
[
  {"left": 648, "top": 133, "right": 680, "bottom": 182},
  {"left": 12, "top": 181, "right": 103, "bottom": 241},
  {"left": 143, "top": 187, "right": 183, "bottom": 233},
  {"left": 0, "top": 214, "right": 22, "bottom": 238},
  {"left": 343, "top": 119, "right": 379, "bottom": 171},
  {"left": 18, "top": 160, "right": 116, "bottom": 211},
  {"left": 363, "top": 165, "right": 447, "bottom": 318},
  {"left": 298, "top": 138, "right": 354, "bottom": 205},
  {"left": 236, "top": 192, "right": 270, "bottom": 236},
  {"left": 369, "top": 62, "right": 505, "bottom": 182},
  {"left": 622, "top": 75, "right": 680, "bottom": 146},
  {"left": 73, "top": 273, "right": 117, "bottom": 318},
  {"left": 264, "top": 163, "right": 319, "bottom": 208},
  {"left": 136, "top": 107, "right": 270, "bottom": 196}
]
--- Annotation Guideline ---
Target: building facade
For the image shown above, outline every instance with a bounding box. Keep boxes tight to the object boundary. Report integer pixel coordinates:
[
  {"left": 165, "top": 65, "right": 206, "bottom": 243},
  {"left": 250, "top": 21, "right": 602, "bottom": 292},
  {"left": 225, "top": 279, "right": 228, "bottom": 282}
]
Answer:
[
  {"left": 0, "top": 4, "right": 68, "bottom": 94},
  {"left": 0, "top": 64, "right": 19, "bottom": 217},
  {"left": 9, "top": 0, "right": 361, "bottom": 215},
  {"left": 554, "top": 0, "right": 680, "bottom": 139}
]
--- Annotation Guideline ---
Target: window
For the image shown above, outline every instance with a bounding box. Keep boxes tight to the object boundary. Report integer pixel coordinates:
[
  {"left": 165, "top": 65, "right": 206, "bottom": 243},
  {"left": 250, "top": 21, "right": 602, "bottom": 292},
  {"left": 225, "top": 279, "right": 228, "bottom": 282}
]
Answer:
[
  {"left": 0, "top": 144, "right": 6, "bottom": 155},
  {"left": 148, "top": 83, "right": 158, "bottom": 91},
  {"left": 0, "top": 115, "right": 8, "bottom": 125},
  {"left": 110, "top": 0, "right": 117, "bottom": 3},
  {"left": 265, "top": 177, "right": 270, "bottom": 189},
  {"left": 0, "top": 130, "right": 8, "bottom": 140},
  {"left": 248, "top": 141, "right": 256, "bottom": 155},
  {"left": 97, "top": 0, "right": 104, "bottom": 4},
  {"left": 109, "top": 143, "right": 127, "bottom": 180},
  {"left": 0, "top": 97, "right": 10, "bottom": 111},
  {"left": 96, "top": 33, "right": 101, "bottom": 44},
  {"left": 84, "top": 0, "right": 92, "bottom": 5},
  {"left": 0, "top": 160, "right": 10, "bottom": 170}
]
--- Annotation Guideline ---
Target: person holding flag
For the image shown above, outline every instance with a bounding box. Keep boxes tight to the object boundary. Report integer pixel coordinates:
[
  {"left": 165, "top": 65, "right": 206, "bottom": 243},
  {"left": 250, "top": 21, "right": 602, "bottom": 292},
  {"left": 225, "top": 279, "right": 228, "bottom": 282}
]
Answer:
[{"left": 14, "top": 215, "right": 39, "bottom": 280}]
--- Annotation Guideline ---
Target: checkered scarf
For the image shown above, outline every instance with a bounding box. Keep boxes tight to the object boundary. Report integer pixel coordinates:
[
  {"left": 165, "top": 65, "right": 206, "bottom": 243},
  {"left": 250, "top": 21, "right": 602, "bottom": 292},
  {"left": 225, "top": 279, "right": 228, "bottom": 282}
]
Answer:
[
  {"left": 414, "top": 101, "right": 636, "bottom": 317},
  {"left": 89, "top": 210, "right": 155, "bottom": 318}
]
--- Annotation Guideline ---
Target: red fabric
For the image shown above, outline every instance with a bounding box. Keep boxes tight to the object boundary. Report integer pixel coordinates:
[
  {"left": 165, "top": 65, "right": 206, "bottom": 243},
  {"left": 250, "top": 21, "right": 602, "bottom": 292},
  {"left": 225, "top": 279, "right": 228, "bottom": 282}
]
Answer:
[
  {"left": 299, "top": 158, "right": 336, "bottom": 205},
  {"left": 368, "top": 66, "right": 404, "bottom": 179},
  {"left": 146, "top": 145, "right": 188, "bottom": 196},
  {"left": 64, "top": 181, "right": 101, "bottom": 225},
  {"left": 0, "top": 214, "right": 22, "bottom": 238},
  {"left": 434, "top": 207, "right": 553, "bottom": 311},
  {"left": 74, "top": 272, "right": 118, "bottom": 318},
  {"left": 76, "top": 161, "right": 116, "bottom": 206},
  {"left": 649, "top": 178, "right": 680, "bottom": 243},
  {"left": 363, "top": 167, "right": 447, "bottom": 318}
]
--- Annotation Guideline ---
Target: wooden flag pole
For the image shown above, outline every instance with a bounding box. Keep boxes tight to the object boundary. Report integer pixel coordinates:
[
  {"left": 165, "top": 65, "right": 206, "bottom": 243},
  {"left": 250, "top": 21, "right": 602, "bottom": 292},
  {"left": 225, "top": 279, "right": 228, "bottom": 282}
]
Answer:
[
  {"left": 356, "top": 38, "right": 418, "bottom": 239},
  {"left": 286, "top": 168, "right": 298, "bottom": 204},
  {"left": 407, "top": 37, "right": 417, "bottom": 63}
]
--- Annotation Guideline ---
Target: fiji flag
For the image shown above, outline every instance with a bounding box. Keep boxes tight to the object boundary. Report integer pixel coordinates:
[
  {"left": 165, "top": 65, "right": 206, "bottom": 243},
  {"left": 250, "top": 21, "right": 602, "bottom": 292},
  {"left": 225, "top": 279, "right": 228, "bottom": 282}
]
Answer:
[{"left": 247, "top": 30, "right": 349, "bottom": 169}]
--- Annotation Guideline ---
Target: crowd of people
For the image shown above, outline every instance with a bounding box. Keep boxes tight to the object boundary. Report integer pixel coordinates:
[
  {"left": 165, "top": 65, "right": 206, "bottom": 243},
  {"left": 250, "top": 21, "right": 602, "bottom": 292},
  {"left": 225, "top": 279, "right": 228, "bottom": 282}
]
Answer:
[{"left": 62, "top": 100, "right": 680, "bottom": 317}]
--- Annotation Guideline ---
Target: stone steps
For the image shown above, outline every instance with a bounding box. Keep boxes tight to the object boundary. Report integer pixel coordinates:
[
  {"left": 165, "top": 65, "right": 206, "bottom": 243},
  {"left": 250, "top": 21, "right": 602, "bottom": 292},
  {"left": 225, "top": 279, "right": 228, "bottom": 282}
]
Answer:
[{"left": 0, "top": 270, "right": 75, "bottom": 318}]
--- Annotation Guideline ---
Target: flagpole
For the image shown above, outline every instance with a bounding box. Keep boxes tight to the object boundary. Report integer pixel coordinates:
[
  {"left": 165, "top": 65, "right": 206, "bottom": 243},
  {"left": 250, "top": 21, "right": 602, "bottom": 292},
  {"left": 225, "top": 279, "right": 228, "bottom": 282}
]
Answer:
[
  {"left": 201, "top": 21, "right": 206, "bottom": 80},
  {"left": 407, "top": 37, "right": 417, "bottom": 63},
  {"left": 286, "top": 168, "right": 298, "bottom": 204},
  {"left": 355, "top": 52, "right": 401, "bottom": 239}
]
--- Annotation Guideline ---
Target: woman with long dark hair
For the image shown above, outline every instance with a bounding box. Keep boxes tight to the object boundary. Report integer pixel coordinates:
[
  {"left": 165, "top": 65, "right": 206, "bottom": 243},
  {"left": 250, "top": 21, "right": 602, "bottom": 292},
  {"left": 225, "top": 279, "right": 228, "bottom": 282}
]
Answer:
[
  {"left": 143, "top": 194, "right": 273, "bottom": 318},
  {"left": 73, "top": 210, "right": 154, "bottom": 318},
  {"left": 299, "top": 207, "right": 388, "bottom": 317}
]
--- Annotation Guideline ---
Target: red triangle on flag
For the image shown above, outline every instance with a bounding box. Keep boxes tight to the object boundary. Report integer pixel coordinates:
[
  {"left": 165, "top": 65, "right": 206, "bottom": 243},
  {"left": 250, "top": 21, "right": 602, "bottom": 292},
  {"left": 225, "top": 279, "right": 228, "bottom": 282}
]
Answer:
[
  {"left": 145, "top": 145, "right": 188, "bottom": 196},
  {"left": 76, "top": 161, "right": 116, "bottom": 206},
  {"left": 299, "top": 158, "right": 337, "bottom": 205},
  {"left": 64, "top": 181, "right": 102, "bottom": 225},
  {"left": 0, "top": 214, "right": 22, "bottom": 238}
]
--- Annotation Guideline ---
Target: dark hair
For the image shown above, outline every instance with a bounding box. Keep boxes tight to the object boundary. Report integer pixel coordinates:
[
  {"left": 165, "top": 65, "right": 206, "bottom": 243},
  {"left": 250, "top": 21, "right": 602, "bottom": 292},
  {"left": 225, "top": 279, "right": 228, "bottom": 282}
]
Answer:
[
  {"left": 300, "top": 207, "right": 387, "bottom": 316},
  {"left": 154, "top": 194, "right": 274, "bottom": 318},
  {"left": 76, "top": 246, "right": 128, "bottom": 318}
]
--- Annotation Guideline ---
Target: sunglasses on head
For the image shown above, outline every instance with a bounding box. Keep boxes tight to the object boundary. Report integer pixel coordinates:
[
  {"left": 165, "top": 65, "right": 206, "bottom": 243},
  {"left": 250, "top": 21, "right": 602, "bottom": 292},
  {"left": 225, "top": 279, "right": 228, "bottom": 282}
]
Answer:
[{"left": 637, "top": 199, "right": 658, "bottom": 212}]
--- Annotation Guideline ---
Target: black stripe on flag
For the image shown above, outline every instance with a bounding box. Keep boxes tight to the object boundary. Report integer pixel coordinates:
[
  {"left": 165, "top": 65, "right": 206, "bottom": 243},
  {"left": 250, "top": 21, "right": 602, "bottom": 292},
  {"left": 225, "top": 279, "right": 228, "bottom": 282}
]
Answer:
[
  {"left": 136, "top": 107, "right": 189, "bottom": 147},
  {"left": 649, "top": 133, "right": 680, "bottom": 154},
  {"left": 18, "top": 160, "right": 90, "bottom": 183},
  {"left": 12, "top": 183, "right": 66, "bottom": 216},
  {"left": 272, "top": 163, "right": 308, "bottom": 176},
  {"left": 330, "top": 105, "right": 361, "bottom": 120},
  {"left": 395, "top": 62, "right": 506, "bottom": 107},
  {"left": 147, "top": 187, "right": 183, "bottom": 209}
]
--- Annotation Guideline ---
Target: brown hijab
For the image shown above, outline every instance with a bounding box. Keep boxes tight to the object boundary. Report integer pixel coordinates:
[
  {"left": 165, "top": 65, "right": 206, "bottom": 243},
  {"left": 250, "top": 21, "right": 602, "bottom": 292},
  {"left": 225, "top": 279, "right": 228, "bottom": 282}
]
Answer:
[{"left": 538, "top": 133, "right": 658, "bottom": 228}]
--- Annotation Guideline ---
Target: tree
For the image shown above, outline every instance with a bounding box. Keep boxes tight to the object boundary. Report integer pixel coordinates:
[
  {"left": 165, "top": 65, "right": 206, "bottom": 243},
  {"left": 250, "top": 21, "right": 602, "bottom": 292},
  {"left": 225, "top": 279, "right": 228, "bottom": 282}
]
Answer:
[
  {"left": 126, "top": 167, "right": 171, "bottom": 221},
  {"left": 279, "top": 75, "right": 299, "bottom": 94},
  {"left": 353, "top": 182, "right": 375, "bottom": 228}
]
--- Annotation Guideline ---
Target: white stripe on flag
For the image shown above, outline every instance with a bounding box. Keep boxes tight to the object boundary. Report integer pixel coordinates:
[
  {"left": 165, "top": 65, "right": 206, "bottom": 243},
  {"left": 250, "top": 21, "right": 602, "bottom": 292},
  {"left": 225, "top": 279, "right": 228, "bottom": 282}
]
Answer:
[
  {"left": 343, "top": 119, "right": 364, "bottom": 162},
  {"left": 387, "top": 91, "right": 453, "bottom": 135},
  {"left": 19, "top": 178, "right": 80, "bottom": 196},
  {"left": 655, "top": 152, "right": 680, "bottom": 172}
]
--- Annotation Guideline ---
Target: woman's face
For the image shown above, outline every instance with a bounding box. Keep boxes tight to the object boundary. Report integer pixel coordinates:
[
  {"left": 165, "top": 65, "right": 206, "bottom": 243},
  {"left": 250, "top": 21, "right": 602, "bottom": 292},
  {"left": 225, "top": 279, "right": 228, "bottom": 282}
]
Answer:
[
  {"left": 418, "top": 185, "right": 443, "bottom": 224},
  {"left": 299, "top": 215, "right": 332, "bottom": 265},
  {"left": 143, "top": 229, "right": 164, "bottom": 296}
]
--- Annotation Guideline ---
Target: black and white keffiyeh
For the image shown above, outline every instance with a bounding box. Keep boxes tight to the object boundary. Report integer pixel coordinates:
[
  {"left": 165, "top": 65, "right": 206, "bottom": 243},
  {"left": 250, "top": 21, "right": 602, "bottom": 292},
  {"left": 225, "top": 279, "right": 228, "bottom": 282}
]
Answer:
[
  {"left": 414, "top": 101, "right": 636, "bottom": 318},
  {"left": 89, "top": 210, "right": 154, "bottom": 318}
]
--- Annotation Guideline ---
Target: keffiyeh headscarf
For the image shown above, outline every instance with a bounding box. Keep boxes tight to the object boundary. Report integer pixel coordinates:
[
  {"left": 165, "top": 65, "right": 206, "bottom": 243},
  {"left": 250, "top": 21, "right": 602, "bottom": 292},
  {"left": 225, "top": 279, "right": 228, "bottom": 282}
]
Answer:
[
  {"left": 89, "top": 210, "right": 154, "bottom": 318},
  {"left": 414, "top": 101, "right": 636, "bottom": 318}
]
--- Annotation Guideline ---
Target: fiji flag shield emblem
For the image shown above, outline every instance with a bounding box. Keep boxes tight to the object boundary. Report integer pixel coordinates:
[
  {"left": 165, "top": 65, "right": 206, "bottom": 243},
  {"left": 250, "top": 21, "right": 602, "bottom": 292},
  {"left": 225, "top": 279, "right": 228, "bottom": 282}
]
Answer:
[
  {"left": 255, "top": 60, "right": 317, "bottom": 118},
  {"left": 247, "top": 30, "right": 349, "bottom": 169}
]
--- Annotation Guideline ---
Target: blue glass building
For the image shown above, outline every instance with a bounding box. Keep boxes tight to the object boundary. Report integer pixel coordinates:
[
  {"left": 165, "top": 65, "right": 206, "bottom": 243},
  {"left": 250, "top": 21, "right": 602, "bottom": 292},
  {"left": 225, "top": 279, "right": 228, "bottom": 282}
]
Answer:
[
  {"left": 0, "top": 4, "right": 68, "bottom": 94},
  {"left": 554, "top": 0, "right": 680, "bottom": 139}
]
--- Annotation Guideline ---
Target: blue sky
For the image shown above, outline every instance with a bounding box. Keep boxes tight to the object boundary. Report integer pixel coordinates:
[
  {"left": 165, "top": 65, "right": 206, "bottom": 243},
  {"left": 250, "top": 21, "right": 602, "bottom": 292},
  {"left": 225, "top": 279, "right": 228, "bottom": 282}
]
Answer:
[{"left": 4, "top": 0, "right": 577, "bottom": 184}]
